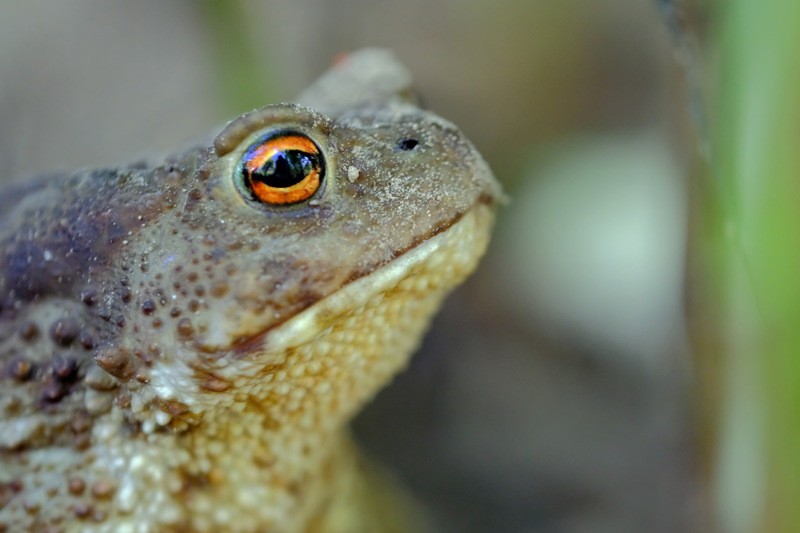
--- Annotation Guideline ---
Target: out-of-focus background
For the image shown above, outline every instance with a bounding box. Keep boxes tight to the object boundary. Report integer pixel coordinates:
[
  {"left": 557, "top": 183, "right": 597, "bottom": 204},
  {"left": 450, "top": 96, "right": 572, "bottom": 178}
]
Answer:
[{"left": 5, "top": 2, "right": 797, "bottom": 532}]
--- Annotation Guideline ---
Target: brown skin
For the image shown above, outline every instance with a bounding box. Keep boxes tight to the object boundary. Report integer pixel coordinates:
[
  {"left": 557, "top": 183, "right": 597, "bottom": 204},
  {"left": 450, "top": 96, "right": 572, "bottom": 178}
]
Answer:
[{"left": 0, "top": 49, "right": 500, "bottom": 532}]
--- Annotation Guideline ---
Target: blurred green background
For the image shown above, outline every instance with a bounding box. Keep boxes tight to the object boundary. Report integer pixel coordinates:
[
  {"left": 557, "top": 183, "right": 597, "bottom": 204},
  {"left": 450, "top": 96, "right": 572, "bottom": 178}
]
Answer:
[{"left": 2, "top": 1, "right": 794, "bottom": 532}]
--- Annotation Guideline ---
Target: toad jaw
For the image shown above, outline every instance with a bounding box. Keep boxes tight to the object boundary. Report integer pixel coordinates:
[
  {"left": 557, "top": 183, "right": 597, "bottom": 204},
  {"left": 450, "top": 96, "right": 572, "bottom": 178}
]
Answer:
[{"left": 144, "top": 200, "right": 494, "bottom": 421}]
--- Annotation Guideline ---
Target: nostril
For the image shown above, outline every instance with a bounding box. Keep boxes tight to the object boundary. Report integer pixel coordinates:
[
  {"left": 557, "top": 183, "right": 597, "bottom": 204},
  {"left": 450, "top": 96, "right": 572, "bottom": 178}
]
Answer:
[{"left": 396, "top": 138, "right": 419, "bottom": 151}]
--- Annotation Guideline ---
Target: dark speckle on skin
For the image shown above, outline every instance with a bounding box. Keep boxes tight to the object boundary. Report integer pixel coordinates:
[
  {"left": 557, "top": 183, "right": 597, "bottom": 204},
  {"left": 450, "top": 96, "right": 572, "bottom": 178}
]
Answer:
[
  {"left": 80, "top": 288, "right": 98, "bottom": 306},
  {"left": 177, "top": 318, "right": 194, "bottom": 339},
  {"left": 19, "top": 321, "right": 39, "bottom": 341},
  {"left": 50, "top": 317, "right": 80, "bottom": 347},
  {"left": 41, "top": 382, "right": 68, "bottom": 403},
  {"left": 7, "top": 357, "right": 33, "bottom": 381},
  {"left": 52, "top": 356, "right": 79, "bottom": 382},
  {"left": 78, "top": 331, "right": 96, "bottom": 350},
  {"left": 67, "top": 477, "right": 86, "bottom": 496},
  {"left": 73, "top": 503, "right": 92, "bottom": 519},
  {"left": 118, "top": 287, "right": 132, "bottom": 304},
  {"left": 141, "top": 299, "right": 157, "bottom": 315},
  {"left": 90, "top": 480, "right": 115, "bottom": 500},
  {"left": 210, "top": 281, "right": 229, "bottom": 298}
]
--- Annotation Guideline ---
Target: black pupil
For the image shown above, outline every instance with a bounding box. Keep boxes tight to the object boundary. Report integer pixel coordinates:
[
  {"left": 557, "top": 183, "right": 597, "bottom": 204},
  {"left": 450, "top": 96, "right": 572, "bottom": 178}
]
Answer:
[{"left": 252, "top": 150, "right": 318, "bottom": 188}]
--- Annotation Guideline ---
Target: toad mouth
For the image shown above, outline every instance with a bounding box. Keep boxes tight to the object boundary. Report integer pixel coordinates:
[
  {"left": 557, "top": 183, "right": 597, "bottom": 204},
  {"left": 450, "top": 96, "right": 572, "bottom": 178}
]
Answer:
[{"left": 200, "top": 193, "right": 497, "bottom": 358}]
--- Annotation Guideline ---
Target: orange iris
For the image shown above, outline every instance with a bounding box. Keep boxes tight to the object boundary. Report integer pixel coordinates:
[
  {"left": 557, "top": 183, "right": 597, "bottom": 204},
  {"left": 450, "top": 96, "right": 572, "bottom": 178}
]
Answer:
[{"left": 242, "top": 133, "right": 324, "bottom": 205}]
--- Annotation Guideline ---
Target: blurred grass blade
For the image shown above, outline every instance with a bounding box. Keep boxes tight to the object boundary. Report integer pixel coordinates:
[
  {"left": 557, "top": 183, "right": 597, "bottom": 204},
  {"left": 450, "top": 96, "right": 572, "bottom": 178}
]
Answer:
[
  {"left": 714, "top": 0, "right": 800, "bottom": 531},
  {"left": 199, "top": 0, "right": 278, "bottom": 113}
]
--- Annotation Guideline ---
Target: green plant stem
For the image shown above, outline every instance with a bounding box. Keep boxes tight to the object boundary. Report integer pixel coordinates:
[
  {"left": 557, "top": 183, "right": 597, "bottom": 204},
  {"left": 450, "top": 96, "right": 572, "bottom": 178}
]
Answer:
[{"left": 714, "top": 0, "right": 800, "bottom": 530}]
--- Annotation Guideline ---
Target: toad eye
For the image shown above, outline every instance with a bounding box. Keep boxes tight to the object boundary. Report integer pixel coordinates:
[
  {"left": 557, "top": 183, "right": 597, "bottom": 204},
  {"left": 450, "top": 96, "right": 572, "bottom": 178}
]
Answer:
[{"left": 239, "top": 132, "right": 324, "bottom": 205}]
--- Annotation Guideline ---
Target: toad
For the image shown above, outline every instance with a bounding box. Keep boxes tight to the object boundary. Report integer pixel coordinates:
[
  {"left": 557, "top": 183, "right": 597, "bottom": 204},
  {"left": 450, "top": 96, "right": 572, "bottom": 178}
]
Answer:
[{"left": 0, "top": 49, "right": 500, "bottom": 532}]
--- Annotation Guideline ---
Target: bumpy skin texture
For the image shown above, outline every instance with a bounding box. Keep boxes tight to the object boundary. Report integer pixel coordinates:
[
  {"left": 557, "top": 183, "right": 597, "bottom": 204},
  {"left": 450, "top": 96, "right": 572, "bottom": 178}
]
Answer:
[{"left": 0, "top": 49, "right": 500, "bottom": 532}]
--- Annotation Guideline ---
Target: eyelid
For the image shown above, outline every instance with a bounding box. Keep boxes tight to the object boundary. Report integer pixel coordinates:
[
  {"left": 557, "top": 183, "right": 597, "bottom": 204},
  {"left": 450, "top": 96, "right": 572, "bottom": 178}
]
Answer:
[{"left": 214, "top": 104, "right": 331, "bottom": 157}]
